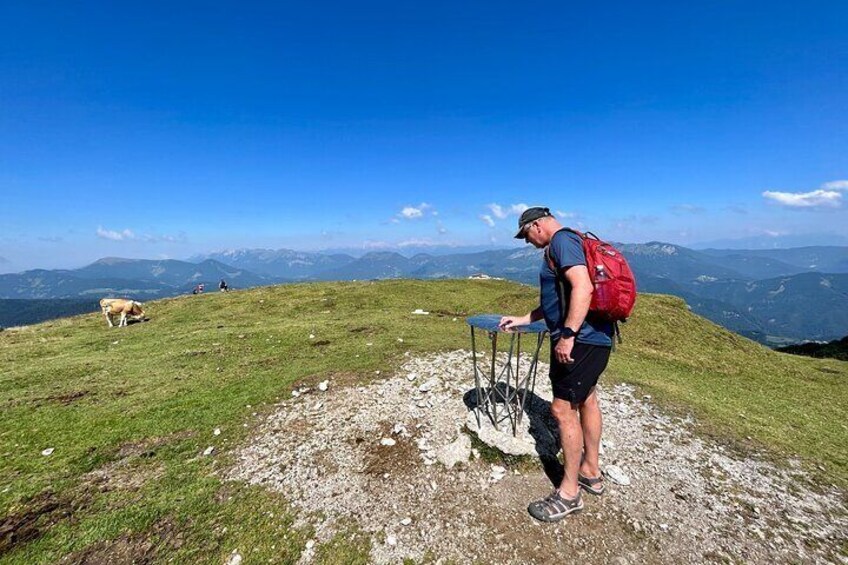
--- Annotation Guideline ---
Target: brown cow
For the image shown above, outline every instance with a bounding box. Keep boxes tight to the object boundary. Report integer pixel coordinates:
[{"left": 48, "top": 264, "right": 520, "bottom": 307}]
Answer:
[{"left": 100, "top": 298, "right": 146, "bottom": 327}]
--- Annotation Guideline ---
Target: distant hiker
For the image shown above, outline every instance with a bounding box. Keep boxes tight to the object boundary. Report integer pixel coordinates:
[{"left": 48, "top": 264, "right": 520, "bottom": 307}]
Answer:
[
  {"left": 500, "top": 207, "right": 615, "bottom": 522},
  {"left": 219, "top": 279, "right": 229, "bottom": 292},
  {"left": 192, "top": 283, "right": 205, "bottom": 295}
]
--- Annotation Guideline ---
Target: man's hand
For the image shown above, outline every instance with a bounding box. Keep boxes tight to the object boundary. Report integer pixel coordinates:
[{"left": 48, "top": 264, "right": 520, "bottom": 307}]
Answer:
[
  {"left": 554, "top": 336, "right": 575, "bottom": 364},
  {"left": 499, "top": 314, "right": 529, "bottom": 331}
]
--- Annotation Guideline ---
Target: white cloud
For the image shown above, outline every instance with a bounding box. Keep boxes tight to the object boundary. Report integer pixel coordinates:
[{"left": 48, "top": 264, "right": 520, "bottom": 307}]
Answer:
[
  {"left": 398, "top": 203, "right": 433, "bottom": 220},
  {"left": 97, "top": 227, "right": 136, "bottom": 241},
  {"left": 487, "top": 203, "right": 528, "bottom": 219},
  {"left": 762, "top": 189, "right": 842, "bottom": 208},
  {"left": 761, "top": 180, "right": 848, "bottom": 209},
  {"left": 96, "top": 227, "right": 186, "bottom": 243},
  {"left": 401, "top": 207, "right": 423, "bottom": 219},
  {"left": 480, "top": 214, "right": 495, "bottom": 228},
  {"left": 555, "top": 210, "right": 578, "bottom": 219},
  {"left": 821, "top": 180, "right": 848, "bottom": 191}
]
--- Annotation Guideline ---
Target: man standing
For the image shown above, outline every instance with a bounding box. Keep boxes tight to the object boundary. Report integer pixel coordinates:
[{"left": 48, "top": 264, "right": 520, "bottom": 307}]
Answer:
[{"left": 500, "top": 206, "right": 613, "bottom": 522}]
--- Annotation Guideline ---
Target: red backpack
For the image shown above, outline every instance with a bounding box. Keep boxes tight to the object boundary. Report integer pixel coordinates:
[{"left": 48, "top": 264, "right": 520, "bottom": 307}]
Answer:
[{"left": 546, "top": 228, "right": 637, "bottom": 325}]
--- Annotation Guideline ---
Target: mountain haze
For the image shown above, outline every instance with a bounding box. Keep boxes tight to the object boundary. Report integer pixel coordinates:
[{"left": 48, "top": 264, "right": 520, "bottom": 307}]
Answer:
[{"left": 3, "top": 244, "right": 847, "bottom": 343}]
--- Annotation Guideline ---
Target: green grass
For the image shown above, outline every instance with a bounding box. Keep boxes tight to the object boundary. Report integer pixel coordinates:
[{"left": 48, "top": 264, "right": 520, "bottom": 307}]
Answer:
[{"left": 1, "top": 279, "right": 845, "bottom": 562}]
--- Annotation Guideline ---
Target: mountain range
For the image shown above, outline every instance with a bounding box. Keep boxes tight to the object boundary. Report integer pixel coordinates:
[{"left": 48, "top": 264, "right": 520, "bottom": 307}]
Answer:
[{"left": 2, "top": 244, "right": 847, "bottom": 345}]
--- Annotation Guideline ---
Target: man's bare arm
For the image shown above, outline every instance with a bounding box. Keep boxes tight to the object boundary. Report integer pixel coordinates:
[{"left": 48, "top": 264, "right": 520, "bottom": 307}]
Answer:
[{"left": 562, "top": 265, "right": 593, "bottom": 332}]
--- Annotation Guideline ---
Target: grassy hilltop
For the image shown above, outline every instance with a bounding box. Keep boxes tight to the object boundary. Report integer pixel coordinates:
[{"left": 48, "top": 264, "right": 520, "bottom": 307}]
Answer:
[{"left": 1, "top": 279, "right": 846, "bottom": 563}]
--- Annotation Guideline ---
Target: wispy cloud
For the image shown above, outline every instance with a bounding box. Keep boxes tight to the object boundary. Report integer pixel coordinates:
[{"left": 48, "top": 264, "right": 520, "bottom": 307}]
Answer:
[
  {"left": 38, "top": 236, "right": 64, "bottom": 242},
  {"left": 397, "top": 203, "right": 434, "bottom": 220},
  {"left": 822, "top": 180, "right": 848, "bottom": 191},
  {"left": 487, "top": 203, "right": 528, "bottom": 219},
  {"left": 671, "top": 204, "right": 706, "bottom": 215},
  {"left": 398, "top": 238, "right": 440, "bottom": 248},
  {"left": 0, "top": 256, "right": 9, "bottom": 264},
  {"left": 555, "top": 210, "right": 578, "bottom": 219},
  {"left": 724, "top": 204, "right": 748, "bottom": 215},
  {"left": 480, "top": 214, "right": 495, "bottom": 228},
  {"left": 362, "top": 240, "right": 392, "bottom": 250},
  {"left": 762, "top": 180, "right": 848, "bottom": 209},
  {"left": 96, "top": 227, "right": 187, "bottom": 243},
  {"left": 97, "top": 227, "right": 136, "bottom": 241}
]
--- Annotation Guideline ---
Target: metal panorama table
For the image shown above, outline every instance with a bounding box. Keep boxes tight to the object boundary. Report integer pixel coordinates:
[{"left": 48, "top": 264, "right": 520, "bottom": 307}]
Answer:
[{"left": 466, "top": 314, "right": 549, "bottom": 436}]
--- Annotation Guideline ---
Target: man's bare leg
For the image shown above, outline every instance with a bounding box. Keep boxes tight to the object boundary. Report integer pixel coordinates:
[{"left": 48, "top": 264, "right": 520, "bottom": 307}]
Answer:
[
  {"left": 551, "top": 397, "right": 583, "bottom": 498},
  {"left": 578, "top": 387, "right": 602, "bottom": 479}
]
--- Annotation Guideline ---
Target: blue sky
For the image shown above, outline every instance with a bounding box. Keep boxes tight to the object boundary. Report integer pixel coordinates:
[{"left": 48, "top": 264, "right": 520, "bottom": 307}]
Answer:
[{"left": 1, "top": 1, "right": 847, "bottom": 272}]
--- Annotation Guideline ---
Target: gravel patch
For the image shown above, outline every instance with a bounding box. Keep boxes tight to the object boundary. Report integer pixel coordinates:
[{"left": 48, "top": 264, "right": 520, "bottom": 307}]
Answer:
[{"left": 226, "top": 350, "right": 847, "bottom": 564}]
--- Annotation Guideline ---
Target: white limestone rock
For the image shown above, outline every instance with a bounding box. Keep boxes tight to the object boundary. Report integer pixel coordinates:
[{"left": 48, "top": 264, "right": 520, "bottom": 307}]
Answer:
[
  {"left": 605, "top": 464, "right": 631, "bottom": 486},
  {"left": 436, "top": 434, "right": 471, "bottom": 469}
]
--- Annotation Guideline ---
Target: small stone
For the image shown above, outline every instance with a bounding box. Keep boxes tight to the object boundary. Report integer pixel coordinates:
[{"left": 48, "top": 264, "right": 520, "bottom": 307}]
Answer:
[
  {"left": 660, "top": 523, "right": 669, "bottom": 531},
  {"left": 213, "top": 428, "right": 221, "bottom": 436},
  {"left": 418, "top": 379, "right": 437, "bottom": 393},
  {"left": 226, "top": 551, "right": 243, "bottom": 565},
  {"left": 411, "top": 309, "right": 429, "bottom": 315},
  {"left": 386, "top": 535, "right": 397, "bottom": 546},
  {"left": 203, "top": 446, "right": 215, "bottom": 456},
  {"left": 406, "top": 374, "right": 416, "bottom": 381},
  {"left": 318, "top": 380, "right": 329, "bottom": 392},
  {"left": 490, "top": 465, "right": 507, "bottom": 482},
  {"left": 366, "top": 342, "right": 373, "bottom": 346},
  {"left": 112, "top": 340, "right": 119, "bottom": 345},
  {"left": 41, "top": 448, "right": 54, "bottom": 456},
  {"left": 380, "top": 438, "right": 396, "bottom": 446},
  {"left": 291, "top": 390, "right": 300, "bottom": 397},
  {"left": 397, "top": 338, "right": 404, "bottom": 342},
  {"left": 400, "top": 517, "right": 412, "bottom": 526},
  {"left": 305, "top": 540, "right": 315, "bottom": 550},
  {"left": 309, "top": 333, "right": 315, "bottom": 339}
]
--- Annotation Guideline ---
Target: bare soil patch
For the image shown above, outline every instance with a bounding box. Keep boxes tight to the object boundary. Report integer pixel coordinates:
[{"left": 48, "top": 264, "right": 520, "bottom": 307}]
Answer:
[
  {"left": 59, "top": 517, "right": 181, "bottom": 565},
  {"left": 0, "top": 490, "right": 92, "bottom": 557}
]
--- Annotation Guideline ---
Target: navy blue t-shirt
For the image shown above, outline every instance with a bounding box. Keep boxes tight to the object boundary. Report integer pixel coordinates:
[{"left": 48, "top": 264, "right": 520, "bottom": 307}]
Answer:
[{"left": 540, "top": 230, "right": 614, "bottom": 347}]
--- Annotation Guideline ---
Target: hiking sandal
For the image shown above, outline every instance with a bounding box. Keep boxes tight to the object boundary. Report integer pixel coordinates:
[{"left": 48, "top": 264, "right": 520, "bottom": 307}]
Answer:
[
  {"left": 527, "top": 490, "right": 583, "bottom": 522},
  {"left": 578, "top": 473, "right": 606, "bottom": 496}
]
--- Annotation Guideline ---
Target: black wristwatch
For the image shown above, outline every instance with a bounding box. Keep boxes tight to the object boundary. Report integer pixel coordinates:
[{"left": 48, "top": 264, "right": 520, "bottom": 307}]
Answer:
[{"left": 561, "top": 327, "right": 578, "bottom": 338}]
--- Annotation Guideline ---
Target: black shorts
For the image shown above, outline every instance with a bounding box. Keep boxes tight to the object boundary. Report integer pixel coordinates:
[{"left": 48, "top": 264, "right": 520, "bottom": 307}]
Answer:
[{"left": 549, "top": 340, "right": 611, "bottom": 404}]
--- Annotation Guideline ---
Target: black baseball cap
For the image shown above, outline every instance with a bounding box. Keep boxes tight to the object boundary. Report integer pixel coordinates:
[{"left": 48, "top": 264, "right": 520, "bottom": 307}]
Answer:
[{"left": 514, "top": 207, "right": 552, "bottom": 239}]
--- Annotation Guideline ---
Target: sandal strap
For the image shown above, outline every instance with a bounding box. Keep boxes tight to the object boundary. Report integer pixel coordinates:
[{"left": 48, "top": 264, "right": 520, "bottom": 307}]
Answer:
[
  {"left": 545, "top": 491, "right": 580, "bottom": 513},
  {"left": 579, "top": 474, "right": 604, "bottom": 486}
]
